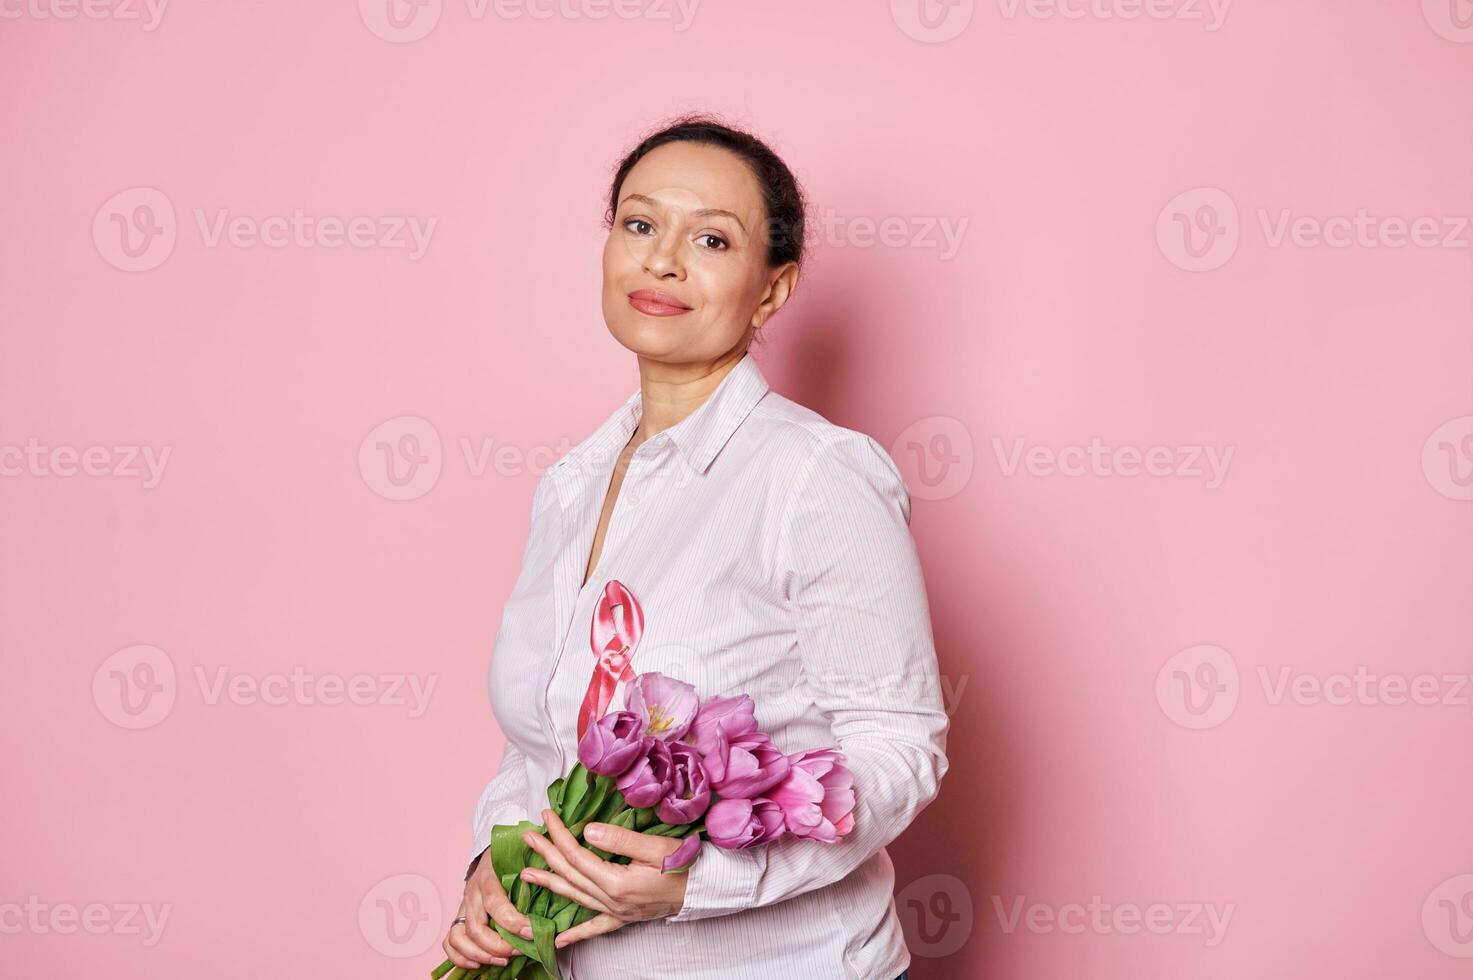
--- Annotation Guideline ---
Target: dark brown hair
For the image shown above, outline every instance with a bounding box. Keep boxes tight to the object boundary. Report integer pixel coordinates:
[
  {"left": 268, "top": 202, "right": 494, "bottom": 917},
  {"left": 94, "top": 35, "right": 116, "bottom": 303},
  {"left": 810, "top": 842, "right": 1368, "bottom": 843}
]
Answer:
[{"left": 603, "top": 113, "right": 809, "bottom": 270}]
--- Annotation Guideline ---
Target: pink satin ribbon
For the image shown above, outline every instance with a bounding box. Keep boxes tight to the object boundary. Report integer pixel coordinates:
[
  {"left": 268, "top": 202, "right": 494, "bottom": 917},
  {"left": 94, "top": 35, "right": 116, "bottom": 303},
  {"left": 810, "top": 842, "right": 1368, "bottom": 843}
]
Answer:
[{"left": 576, "top": 579, "right": 645, "bottom": 743}]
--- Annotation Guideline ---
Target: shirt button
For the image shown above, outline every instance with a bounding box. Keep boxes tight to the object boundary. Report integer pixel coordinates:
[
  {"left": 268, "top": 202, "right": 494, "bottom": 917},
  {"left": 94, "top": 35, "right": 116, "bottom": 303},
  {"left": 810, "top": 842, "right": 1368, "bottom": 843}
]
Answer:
[{"left": 627, "top": 493, "right": 641, "bottom": 507}]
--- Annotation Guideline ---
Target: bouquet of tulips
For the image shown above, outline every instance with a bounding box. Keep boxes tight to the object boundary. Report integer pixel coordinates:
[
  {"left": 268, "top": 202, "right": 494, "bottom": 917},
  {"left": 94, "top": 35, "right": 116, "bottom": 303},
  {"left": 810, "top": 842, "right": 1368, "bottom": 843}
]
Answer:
[{"left": 432, "top": 668, "right": 856, "bottom": 980}]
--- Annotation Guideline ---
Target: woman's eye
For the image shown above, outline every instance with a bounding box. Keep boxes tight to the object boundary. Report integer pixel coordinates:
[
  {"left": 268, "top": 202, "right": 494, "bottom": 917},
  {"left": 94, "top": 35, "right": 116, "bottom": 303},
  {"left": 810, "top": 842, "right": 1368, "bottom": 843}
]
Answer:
[
  {"left": 697, "top": 234, "right": 729, "bottom": 251},
  {"left": 624, "top": 218, "right": 654, "bottom": 235}
]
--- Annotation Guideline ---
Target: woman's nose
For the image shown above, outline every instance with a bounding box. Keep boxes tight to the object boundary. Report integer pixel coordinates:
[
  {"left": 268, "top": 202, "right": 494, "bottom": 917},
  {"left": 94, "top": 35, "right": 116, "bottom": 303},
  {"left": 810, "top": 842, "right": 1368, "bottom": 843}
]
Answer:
[{"left": 642, "top": 231, "right": 686, "bottom": 279}]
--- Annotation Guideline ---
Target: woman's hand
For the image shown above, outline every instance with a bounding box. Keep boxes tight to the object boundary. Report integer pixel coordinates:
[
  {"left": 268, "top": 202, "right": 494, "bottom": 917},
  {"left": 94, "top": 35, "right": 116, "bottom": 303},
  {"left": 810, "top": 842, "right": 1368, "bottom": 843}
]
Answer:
[
  {"left": 442, "top": 846, "right": 538, "bottom": 970},
  {"left": 520, "top": 808, "right": 690, "bottom": 950}
]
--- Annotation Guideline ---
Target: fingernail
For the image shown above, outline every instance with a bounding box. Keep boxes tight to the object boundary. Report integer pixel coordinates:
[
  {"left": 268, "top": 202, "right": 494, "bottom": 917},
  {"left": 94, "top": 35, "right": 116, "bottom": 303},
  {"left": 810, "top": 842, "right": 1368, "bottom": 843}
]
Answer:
[
  {"left": 521, "top": 926, "right": 534, "bottom": 940},
  {"left": 522, "top": 831, "right": 536, "bottom": 846},
  {"left": 555, "top": 936, "right": 570, "bottom": 948},
  {"left": 585, "top": 823, "right": 605, "bottom": 842}
]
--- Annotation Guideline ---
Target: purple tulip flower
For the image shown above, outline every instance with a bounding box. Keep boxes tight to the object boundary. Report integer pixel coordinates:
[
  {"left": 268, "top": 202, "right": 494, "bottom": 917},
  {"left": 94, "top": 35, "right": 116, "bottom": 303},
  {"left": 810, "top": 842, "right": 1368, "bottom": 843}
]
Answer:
[
  {"left": 656, "top": 741, "right": 712, "bottom": 825},
  {"left": 705, "top": 797, "right": 786, "bottom": 849},
  {"left": 687, "top": 694, "right": 757, "bottom": 758},
  {"left": 577, "top": 709, "right": 648, "bottom": 778},
  {"left": 616, "top": 737, "right": 674, "bottom": 809},
  {"left": 660, "top": 834, "right": 703, "bottom": 873},
  {"left": 625, "top": 672, "right": 700, "bottom": 742},
  {"left": 703, "top": 728, "right": 791, "bottom": 800},
  {"left": 767, "top": 748, "right": 856, "bottom": 843}
]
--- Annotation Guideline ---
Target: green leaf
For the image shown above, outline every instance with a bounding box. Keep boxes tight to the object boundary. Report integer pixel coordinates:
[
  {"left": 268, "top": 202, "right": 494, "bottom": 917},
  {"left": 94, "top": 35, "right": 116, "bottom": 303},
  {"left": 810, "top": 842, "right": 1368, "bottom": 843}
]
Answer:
[
  {"left": 566, "top": 772, "right": 612, "bottom": 828},
  {"left": 493, "top": 922, "right": 537, "bottom": 961},
  {"left": 533, "top": 913, "right": 561, "bottom": 980},
  {"left": 491, "top": 820, "right": 538, "bottom": 882}
]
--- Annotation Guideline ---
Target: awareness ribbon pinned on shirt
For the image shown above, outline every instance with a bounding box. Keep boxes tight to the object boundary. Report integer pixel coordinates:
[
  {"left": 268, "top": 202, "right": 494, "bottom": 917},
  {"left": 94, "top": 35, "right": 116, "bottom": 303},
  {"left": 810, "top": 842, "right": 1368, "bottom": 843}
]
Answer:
[{"left": 575, "top": 579, "right": 645, "bottom": 743}]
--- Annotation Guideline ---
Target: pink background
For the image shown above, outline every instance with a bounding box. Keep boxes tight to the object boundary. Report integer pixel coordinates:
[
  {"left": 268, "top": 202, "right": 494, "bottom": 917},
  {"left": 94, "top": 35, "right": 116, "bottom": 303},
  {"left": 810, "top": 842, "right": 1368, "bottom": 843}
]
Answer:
[{"left": 3, "top": 1, "right": 1472, "bottom": 976}]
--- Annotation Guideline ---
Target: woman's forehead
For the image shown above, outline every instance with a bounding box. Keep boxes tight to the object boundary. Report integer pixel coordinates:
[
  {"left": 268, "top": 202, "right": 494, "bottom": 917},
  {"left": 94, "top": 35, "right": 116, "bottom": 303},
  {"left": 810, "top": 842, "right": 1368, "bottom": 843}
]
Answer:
[{"left": 620, "top": 143, "right": 763, "bottom": 217}]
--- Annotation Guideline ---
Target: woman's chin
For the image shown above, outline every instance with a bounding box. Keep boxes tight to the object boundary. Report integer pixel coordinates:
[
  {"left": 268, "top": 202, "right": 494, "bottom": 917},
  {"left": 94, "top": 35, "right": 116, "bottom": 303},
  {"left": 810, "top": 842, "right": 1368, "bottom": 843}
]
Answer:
[{"left": 606, "top": 318, "right": 695, "bottom": 357}]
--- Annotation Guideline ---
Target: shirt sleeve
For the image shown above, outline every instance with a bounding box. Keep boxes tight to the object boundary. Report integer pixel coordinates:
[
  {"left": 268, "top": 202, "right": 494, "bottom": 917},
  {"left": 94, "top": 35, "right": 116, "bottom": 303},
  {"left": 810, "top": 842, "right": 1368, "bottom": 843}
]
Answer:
[
  {"left": 668, "top": 430, "right": 951, "bottom": 922},
  {"left": 467, "top": 471, "right": 555, "bottom": 869},
  {"left": 468, "top": 739, "right": 532, "bottom": 868}
]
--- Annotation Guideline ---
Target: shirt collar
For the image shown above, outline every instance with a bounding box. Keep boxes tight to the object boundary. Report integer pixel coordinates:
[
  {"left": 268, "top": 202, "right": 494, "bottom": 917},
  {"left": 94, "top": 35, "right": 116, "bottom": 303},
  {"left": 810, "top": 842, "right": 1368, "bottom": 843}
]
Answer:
[{"left": 556, "top": 352, "right": 771, "bottom": 479}]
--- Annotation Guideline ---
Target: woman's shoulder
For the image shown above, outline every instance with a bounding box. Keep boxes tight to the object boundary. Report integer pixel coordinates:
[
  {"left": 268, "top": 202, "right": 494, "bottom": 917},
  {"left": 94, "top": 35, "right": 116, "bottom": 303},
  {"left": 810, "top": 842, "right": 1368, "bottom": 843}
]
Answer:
[{"left": 744, "top": 392, "right": 910, "bottom": 515}]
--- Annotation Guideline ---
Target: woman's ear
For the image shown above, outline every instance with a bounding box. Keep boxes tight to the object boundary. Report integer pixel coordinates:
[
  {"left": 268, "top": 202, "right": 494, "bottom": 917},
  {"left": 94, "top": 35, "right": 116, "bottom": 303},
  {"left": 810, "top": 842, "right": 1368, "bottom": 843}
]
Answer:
[{"left": 752, "top": 262, "right": 800, "bottom": 330}]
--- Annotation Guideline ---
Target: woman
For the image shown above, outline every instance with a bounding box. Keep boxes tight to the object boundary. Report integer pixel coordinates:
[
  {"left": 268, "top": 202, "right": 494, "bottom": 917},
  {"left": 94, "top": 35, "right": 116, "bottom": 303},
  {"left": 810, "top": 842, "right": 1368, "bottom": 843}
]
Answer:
[{"left": 443, "top": 115, "right": 948, "bottom": 980}]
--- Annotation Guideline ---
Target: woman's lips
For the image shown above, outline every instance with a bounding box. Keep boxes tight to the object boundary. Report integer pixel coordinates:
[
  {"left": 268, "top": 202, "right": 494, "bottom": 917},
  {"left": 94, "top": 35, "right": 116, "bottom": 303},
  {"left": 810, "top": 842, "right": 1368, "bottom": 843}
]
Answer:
[{"left": 628, "top": 290, "right": 693, "bottom": 317}]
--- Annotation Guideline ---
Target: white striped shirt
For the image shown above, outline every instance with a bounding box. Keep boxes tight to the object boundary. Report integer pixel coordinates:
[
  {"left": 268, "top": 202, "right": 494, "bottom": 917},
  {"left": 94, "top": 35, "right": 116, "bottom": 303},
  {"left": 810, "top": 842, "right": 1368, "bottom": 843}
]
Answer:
[{"left": 471, "top": 350, "right": 949, "bottom": 980}]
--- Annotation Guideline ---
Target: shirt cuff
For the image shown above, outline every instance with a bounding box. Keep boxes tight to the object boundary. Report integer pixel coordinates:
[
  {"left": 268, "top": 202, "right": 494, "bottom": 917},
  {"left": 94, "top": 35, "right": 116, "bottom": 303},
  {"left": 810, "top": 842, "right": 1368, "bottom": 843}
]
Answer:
[{"left": 666, "top": 841, "right": 766, "bottom": 923}]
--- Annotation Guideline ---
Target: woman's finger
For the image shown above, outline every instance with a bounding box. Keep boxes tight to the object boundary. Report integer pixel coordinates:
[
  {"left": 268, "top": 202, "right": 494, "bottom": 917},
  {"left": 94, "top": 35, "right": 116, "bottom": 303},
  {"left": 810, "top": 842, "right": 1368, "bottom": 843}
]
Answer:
[
  {"left": 447, "top": 920, "right": 510, "bottom": 968},
  {"left": 553, "top": 911, "right": 626, "bottom": 949},
  {"left": 442, "top": 930, "right": 481, "bottom": 971},
  {"left": 474, "top": 870, "right": 535, "bottom": 943},
  {"left": 524, "top": 828, "right": 616, "bottom": 911},
  {"left": 521, "top": 864, "right": 613, "bottom": 915},
  {"left": 540, "top": 808, "right": 635, "bottom": 899},
  {"left": 462, "top": 884, "right": 523, "bottom": 961}
]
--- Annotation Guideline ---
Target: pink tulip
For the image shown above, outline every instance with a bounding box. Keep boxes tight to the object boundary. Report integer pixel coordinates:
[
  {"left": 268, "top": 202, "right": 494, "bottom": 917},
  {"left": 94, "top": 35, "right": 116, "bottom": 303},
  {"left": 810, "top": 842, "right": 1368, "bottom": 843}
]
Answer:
[
  {"left": 615, "top": 737, "right": 674, "bottom": 809},
  {"left": 706, "top": 797, "right": 785, "bottom": 849},
  {"left": 703, "top": 728, "right": 791, "bottom": 800},
  {"left": 687, "top": 694, "right": 757, "bottom": 757},
  {"left": 625, "top": 672, "right": 699, "bottom": 742},
  {"left": 656, "top": 741, "right": 711, "bottom": 825},
  {"left": 660, "top": 834, "right": 703, "bottom": 873},
  {"left": 767, "top": 748, "right": 855, "bottom": 843},
  {"left": 577, "top": 710, "right": 647, "bottom": 778}
]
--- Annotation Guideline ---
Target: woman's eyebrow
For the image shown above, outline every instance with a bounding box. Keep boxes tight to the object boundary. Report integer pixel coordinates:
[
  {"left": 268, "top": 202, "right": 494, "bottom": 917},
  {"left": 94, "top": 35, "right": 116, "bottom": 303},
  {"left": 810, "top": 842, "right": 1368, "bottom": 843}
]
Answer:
[{"left": 619, "top": 193, "right": 747, "bottom": 231}]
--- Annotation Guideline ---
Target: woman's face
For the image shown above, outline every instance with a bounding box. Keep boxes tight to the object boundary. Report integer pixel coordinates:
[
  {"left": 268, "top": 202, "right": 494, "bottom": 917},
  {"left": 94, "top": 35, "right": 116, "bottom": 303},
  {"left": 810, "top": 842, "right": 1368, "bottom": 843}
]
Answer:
[{"left": 601, "top": 141, "right": 797, "bottom": 363}]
